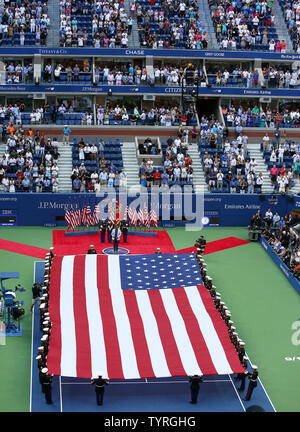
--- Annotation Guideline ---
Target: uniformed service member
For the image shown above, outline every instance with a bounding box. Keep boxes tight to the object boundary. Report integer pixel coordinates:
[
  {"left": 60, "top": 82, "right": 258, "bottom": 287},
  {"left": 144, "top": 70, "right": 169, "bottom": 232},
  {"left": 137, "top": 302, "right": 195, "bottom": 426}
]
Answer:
[
  {"left": 87, "top": 244, "right": 97, "bottom": 254},
  {"left": 195, "top": 236, "right": 206, "bottom": 254},
  {"left": 99, "top": 219, "right": 107, "bottom": 243},
  {"left": 107, "top": 221, "right": 114, "bottom": 243},
  {"left": 40, "top": 368, "right": 53, "bottom": 404},
  {"left": 120, "top": 219, "right": 129, "bottom": 243},
  {"left": 244, "top": 365, "right": 258, "bottom": 401},
  {"left": 30, "top": 283, "right": 42, "bottom": 312},
  {"left": 189, "top": 373, "right": 203, "bottom": 404},
  {"left": 91, "top": 373, "right": 110, "bottom": 406},
  {"left": 235, "top": 357, "right": 248, "bottom": 392}
]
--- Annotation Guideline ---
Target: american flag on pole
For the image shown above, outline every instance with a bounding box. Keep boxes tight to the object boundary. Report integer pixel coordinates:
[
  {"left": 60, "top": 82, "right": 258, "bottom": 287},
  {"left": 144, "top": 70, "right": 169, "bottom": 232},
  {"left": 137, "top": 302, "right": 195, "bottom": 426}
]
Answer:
[
  {"left": 150, "top": 209, "right": 158, "bottom": 228},
  {"left": 47, "top": 253, "right": 244, "bottom": 379},
  {"left": 69, "top": 210, "right": 77, "bottom": 230},
  {"left": 137, "top": 208, "right": 144, "bottom": 227},
  {"left": 108, "top": 200, "right": 115, "bottom": 224},
  {"left": 81, "top": 206, "right": 87, "bottom": 226},
  {"left": 92, "top": 203, "right": 101, "bottom": 226},
  {"left": 74, "top": 208, "right": 81, "bottom": 227},
  {"left": 86, "top": 205, "right": 93, "bottom": 227},
  {"left": 65, "top": 209, "right": 72, "bottom": 229}
]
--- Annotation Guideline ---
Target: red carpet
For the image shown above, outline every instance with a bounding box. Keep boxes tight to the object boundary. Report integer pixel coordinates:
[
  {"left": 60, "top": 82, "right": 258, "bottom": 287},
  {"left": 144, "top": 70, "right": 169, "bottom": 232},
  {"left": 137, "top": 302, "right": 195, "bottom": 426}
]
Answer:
[
  {"left": 177, "top": 237, "right": 250, "bottom": 255},
  {"left": 52, "top": 229, "right": 175, "bottom": 256},
  {"left": 52, "top": 230, "right": 249, "bottom": 257},
  {"left": 0, "top": 239, "right": 49, "bottom": 259}
]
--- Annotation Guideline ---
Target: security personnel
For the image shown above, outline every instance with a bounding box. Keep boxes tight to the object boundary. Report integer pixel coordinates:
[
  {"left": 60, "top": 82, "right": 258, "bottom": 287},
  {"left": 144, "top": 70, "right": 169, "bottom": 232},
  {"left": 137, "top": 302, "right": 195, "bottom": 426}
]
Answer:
[
  {"left": 235, "top": 357, "right": 248, "bottom": 392},
  {"left": 99, "top": 219, "right": 107, "bottom": 243},
  {"left": 120, "top": 219, "right": 129, "bottom": 243},
  {"left": 91, "top": 373, "right": 110, "bottom": 406},
  {"left": 244, "top": 366, "right": 258, "bottom": 401},
  {"left": 87, "top": 244, "right": 97, "bottom": 254},
  {"left": 107, "top": 221, "right": 114, "bottom": 243},
  {"left": 112, "top": 224, "right": 122, "bottom": 253},
  {"left": 189, "top": 373, "right": 203, "bottom": 404},
  {"left": 40, "top": 368, "right": 53, "bottom": 404}
]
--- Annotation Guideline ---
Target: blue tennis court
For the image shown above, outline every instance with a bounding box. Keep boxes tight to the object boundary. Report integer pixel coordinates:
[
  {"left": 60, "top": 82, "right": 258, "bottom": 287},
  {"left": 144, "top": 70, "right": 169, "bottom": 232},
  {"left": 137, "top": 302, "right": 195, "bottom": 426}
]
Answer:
[{"left": 31, "top": 261, "right": 275, "bottom": 413}]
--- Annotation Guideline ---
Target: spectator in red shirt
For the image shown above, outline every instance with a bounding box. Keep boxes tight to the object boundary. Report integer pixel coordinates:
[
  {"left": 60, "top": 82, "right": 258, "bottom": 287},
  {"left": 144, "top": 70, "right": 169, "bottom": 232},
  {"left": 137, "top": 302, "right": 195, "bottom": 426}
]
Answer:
[
  {"left": 270, "top": 165, "right": 278, "bottom": 186},
  {"left": 153, "top": 169, "right": 161, "bottom": 186}
]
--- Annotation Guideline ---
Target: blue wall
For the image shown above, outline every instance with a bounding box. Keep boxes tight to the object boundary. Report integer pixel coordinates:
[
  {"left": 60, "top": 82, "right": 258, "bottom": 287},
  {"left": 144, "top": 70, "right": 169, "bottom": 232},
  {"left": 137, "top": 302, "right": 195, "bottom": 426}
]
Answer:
[{"left": 0, "top": 192, "right": 296, "bottom": 227}]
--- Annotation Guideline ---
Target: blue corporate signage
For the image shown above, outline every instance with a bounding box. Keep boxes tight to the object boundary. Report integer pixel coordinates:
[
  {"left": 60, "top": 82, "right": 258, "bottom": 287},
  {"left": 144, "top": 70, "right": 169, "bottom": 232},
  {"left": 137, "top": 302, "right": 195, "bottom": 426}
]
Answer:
[
  {"left": 0, "top": 84, "right": 299, "bottom": 98},
  {"left": 0, "top": 192, "right": 291, "bottom": 227},
  {"left": 261, "top": 237, "right": 300, "bottom": 295},
  {"left": 1, "top": 46, "right": 300, "bottom": 62}
]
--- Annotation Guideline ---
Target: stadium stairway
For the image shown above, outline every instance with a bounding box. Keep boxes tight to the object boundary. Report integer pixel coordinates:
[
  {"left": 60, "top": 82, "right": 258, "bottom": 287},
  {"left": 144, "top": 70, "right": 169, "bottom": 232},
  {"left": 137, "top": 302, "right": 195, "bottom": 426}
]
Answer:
[
  {"left": 124, "top": 0, "right": 139, "bottom": 48},
  {"left": 288, "top": 178, "right": 300, "bottom": 195},
  {"left": 188, "top": 142, "right": 208, "bottom": 193},
  {"left": 247, "top": 143, "right": 274, "bottom": 194},
  {"left": 57, "top": 142, "right": 73, "bottom": 192},
  {"left": 197, "top": 0, "right": 219, "bottom": 50},
  {"left": 273, "top": 0, "right": 294, "bottom": 52},
  {"left": 121, "top": 141, "right": 141, "bottom": 191},
  {"left": 47, "top": 0, "right": 60, "bottom": 47}
]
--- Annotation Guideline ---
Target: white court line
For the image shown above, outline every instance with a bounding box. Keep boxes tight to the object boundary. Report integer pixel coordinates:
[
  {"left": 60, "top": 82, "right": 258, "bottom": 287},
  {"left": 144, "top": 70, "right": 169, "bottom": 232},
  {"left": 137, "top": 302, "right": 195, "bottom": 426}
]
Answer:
[
  {"left": 245, "top": 351, "right": 276, "bottom": 412},
  {"left": 29, "top": 261, "right": 38, "bottom": 413},
  {"left": 60, "top": 379, "right": 231, "bottom": 385},
  {"left": 59, "top": 376, "right": 63, "bottom": 412},
  {"left": 228, "top": 374, "right": 246, "bottom": 412}
]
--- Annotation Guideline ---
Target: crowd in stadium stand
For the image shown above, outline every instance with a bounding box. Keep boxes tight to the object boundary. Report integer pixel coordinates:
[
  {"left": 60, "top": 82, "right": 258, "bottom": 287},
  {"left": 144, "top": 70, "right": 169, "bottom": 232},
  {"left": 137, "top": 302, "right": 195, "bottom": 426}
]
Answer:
[
  {"left": 206, "top": 64, "right": 260, "bottom": 87},
  {"left": 0, "top": 127, "right": 60, "bottom": 193},
  {"left": 280, "top": 0, "right": 300, "bottom": 52},
  {"left": 136, "top": 0, "right": 209, "bottom": 49},
  {"left": 262, "top": 64, "right": 300, "bottom": 87},
  {"left": 0, "top": 0, "right": 50, "bottom": 46},
  {"left": 96, "top": 103, "right": 198, "bottom": 126},
  {"left": 209, "top": 0, "right": 287, "bottom": 51},
  {"left": 3, "top": 61, "right": 34, "bottom": 83},
  {"left": 139, "top": 135, "right": 194, "bottom": 187},
  {"left": 71, "top": 137, "right": 127, "bottom": 192},
  {"left": 223, "top": 105, "right": 300, "bottom": 128},
  {"left": 59, "top": 0, "right": 129, "bottom": 47},
  {"left": 250, "top": 209, "right": 300, "bottom": 278}
]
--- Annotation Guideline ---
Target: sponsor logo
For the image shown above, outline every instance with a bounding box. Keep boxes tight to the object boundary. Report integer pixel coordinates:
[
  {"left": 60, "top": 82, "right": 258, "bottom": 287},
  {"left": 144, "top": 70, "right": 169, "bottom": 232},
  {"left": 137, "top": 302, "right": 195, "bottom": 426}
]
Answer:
[
  {"left": 125, "top": 49, "right": 145, "bottom": 55},
  {"left": 204, "top": 52, "right": 225, "bottom": 57},
  {"left": 38, "top": 48, "right": 68, "bottom": 55},
  {"left": 164, "top": 87, "right": 182, "bottom": 93},
  {"left": 37, "top": 201, "right": 77, "bottom": 210}
]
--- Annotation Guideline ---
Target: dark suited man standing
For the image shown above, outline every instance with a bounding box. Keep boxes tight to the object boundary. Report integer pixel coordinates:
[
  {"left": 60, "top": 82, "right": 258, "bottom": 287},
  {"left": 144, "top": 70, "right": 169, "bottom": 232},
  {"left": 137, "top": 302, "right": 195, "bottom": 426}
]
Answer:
[
  {"left": 99, "top": 219, "right": 107, "bottom": 243},
  {"left": 120, "top": 219, "right": 129, "bottom": 243},
  {"left": 189, "top": 373, "right": 203, "bottom": 404},
  {"left": 91, "top": 373, "right": 110, "bottom": 406}
]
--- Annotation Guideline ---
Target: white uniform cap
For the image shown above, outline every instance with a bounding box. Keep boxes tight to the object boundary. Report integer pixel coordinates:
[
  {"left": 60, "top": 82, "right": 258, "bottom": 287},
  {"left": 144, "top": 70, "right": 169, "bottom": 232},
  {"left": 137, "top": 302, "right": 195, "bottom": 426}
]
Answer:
[
  {"left": 41, "top": 368, "right": 48, "bottom": 374},
  {"left": 44, "top": 312, "right": 49, "bottom": 316},
  {"left": 206, "top": 276, "right": 212, "bottom": 281},
  {"left": 220, "top": 302, "right": 224, "bottom": 305},
  {"left": 252, "top": 365, "right": 258, "bottom": 370},
  {"left": 41, "top": 335, "right": 48, "bottom": 341},
  {"left": 216, "top": 295, "right": 221, "bottom": 300},
  {"left": 243, "top": 356, "right": 249, "bottom": 361},
  {"left": 36, "top": 355, "right": 42, "bottom": 360},
  {"left": 38, "top": 346, "right": 44, "bottom": 350},
  {"left": 90, "top": 245, "right": 94, "bottom": 248},
  {"left": 216, "top": 292, "right": 221, "bottom": 296},
  {"left": 239, "top": 342, "right": 245, "bottom": 346},
  {"left": 43, "top": 328, "right": 49, "bottom": 332},
  {"left": 228, "top": 320, "right": 234, "bottom": 325},
  {"left": 225, "top": 311, "right": 231, "bottom": 316},
  {"left": 232, "top": 332, "right": 237, "bottom": 336},
  {"left": 39, "top": 303, "right": 46, "bottom": 309},
  {"left": 43, "top": 320, "right": 49, "bottom": 325},
  {"left": 212, "top": 285, "right": 216, "bottom": 289},
  {"left": 50, "top": 247, "right": 54, "bottom": 250}
]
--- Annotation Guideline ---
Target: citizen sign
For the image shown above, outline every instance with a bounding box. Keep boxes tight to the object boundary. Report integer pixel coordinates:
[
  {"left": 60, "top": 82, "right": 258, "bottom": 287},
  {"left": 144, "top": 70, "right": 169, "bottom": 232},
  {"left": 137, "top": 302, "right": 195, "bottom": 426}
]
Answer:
[{"left": 164, "top": 88, "right": 182, "bottom": 93}]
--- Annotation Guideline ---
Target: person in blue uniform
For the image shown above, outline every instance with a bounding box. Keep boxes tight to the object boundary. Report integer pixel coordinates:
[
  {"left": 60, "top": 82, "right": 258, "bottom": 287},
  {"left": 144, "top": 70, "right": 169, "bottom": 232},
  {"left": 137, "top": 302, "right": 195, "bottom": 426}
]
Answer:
[
  {"left": 91, "top": 373, "right": 110, "bottom": 406},
  {"left": 235, "top": 356, "right": 248, "bottom": 392},
  {"left": 244, "top": 366, "right": 258, "bottom": 401},
  {"left": 189, "top": 373, "right": 203, "bottom": 404}
]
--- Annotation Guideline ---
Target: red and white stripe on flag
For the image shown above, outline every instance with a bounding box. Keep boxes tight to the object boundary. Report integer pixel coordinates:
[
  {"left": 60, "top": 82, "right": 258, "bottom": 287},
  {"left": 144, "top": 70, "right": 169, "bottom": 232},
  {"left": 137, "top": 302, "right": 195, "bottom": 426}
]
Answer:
[{"left": 47, "top": 255, "right": 244, "bottom": 379}]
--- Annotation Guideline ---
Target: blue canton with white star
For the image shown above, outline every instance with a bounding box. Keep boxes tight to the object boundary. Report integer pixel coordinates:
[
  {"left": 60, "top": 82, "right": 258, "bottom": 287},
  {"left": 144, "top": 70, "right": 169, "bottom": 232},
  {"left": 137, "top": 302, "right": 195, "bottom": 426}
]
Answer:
[{"left": 119, "top": 253, "right": 202, "bottom": 290}]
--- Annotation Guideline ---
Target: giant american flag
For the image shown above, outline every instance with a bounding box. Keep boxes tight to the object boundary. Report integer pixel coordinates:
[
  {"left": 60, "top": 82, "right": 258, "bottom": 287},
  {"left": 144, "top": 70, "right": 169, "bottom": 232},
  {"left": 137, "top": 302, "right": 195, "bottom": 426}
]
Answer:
[{"left": 47, "top": 253, "right": 244, "bottom": 379}]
